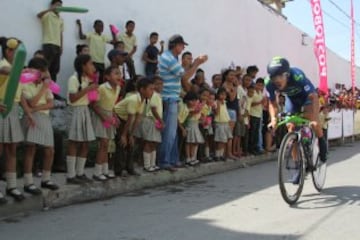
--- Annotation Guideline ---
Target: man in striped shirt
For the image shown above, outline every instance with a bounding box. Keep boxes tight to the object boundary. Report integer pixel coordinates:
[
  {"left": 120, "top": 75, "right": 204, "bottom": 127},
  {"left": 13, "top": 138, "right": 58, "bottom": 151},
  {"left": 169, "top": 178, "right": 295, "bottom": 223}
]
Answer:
[{"left": 158, "top": 34, "right": 207, "bottom": 171}]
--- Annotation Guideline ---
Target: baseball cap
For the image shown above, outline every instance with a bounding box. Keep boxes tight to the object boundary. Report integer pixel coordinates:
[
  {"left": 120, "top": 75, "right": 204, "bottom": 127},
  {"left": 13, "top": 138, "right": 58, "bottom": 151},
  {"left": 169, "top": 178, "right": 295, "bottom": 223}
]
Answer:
[
  {"left": 107, "top": 49, "right": 128, "bottom": 61},
  {"left": 169, "top": 34, "right": 188, "bottom": 46}
]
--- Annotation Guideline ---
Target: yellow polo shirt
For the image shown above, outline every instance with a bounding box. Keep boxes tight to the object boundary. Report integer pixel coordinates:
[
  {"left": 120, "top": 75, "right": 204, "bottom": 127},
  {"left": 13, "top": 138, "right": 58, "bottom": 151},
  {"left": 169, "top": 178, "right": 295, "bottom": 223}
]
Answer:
[
  {"left": 214, "top": 101, "right": 230, "bottom": 123},
  {"left": 187, "top": 109, "right": 201, "bottom": 121},
  {"left": 114, "top": 93, "right": 144, "bottom": 121},
  {"left": 0, "top": 59, "right": 22, "bottom": 103},
  {"left": 86, "top": 32, "right": 111, "bottom": 64},
  {"left": 249, "top": 91, "right": 263, "bottom": 118},
  {"left": 118, "top": 32, "right": 137, "bottom": 53},
  {"left": 97, "top": 82, "right": 120, "bottom": 111},
  {"left": 22, "top": 82, "right": 53, "bottom": 115},
  {"left": 178, "top": 102, "right": 189, "bottom": 124},
  {"left": 67, "top": 74, "right": 91, "bottom": 106},
  {"left": 146, "top": 92, "right": 163, "bottom": 119},
  {"left": 41, "top": 11, "right": 64, "bottom": 47},
  {"left": 201, "top": 103, "right": 211, "bottom": 117}
]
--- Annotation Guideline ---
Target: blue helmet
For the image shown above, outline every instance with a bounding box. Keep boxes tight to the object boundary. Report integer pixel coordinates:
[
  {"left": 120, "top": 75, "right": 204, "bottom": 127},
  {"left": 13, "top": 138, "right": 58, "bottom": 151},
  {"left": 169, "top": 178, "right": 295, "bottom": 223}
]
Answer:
[{"left": 267, "top": 57, "right": 290, "bottom": 78}]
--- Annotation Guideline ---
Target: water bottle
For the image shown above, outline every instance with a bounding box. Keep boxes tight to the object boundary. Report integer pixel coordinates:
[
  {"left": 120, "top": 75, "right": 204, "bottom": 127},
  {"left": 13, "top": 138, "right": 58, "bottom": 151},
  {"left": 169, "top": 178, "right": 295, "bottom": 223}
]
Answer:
[{"left": 301, "top": 127, "right": 312, "bottom": 144}]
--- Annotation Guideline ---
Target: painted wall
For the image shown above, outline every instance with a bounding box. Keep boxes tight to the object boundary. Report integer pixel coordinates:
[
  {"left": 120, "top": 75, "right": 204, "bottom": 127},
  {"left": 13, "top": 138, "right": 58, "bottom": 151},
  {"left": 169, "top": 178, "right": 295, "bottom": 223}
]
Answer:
[{"left": 0, "top": 0, "right": 358, "bottom": 94}]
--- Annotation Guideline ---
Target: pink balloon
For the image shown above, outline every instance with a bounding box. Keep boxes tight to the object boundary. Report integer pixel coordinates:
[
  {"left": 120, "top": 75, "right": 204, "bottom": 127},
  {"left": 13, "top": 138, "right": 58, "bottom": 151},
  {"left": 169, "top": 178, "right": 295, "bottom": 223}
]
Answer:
[
  {"left": 110, "top": 24, "right": 119, "bottom": 35},
  {"left": 88, "top": 90, "right": 99, "bottom": 102},
  {"left": 20, "top": 72, "right": 40, "bottom": 84},
  {"left": 49, "top": 81, "right": 61, "bottom": 94},
  {"left": 103, "top": 120, "right": 112, "bottom": 129},
  {"left": 103, "top": 117, "right": 116, "bottom": 129},
  {"left": 155, "top": 119, "right": 162, "bottom": 129}
]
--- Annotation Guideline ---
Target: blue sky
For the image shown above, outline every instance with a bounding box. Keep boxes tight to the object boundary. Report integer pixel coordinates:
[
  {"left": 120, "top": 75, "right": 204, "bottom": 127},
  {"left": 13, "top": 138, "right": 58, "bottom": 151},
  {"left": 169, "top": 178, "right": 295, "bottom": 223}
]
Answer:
[{"left": 283, "top": 0, "right": 360, "bottom": 66}]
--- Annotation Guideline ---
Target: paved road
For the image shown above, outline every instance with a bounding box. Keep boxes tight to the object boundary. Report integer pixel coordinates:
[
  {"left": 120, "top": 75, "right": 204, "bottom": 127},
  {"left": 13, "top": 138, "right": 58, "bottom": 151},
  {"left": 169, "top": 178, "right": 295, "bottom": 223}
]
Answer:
[{"left": 1, "top": 142, "right": 359, "bottom": 240}]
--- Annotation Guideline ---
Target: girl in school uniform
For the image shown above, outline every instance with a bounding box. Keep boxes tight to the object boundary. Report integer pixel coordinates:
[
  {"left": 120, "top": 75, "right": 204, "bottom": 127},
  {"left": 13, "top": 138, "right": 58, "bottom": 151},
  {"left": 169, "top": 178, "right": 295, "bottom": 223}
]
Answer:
[
  {"left": 114, "top": 78, "right": 154, "bottom": 176},
  {"left": 0, "top": 37, "right": 25, "bottom": 202},
  {"left": 199, "top": 88, "right": 214, "bottom": 162},
  {"left": 21, "top": 57, "right": 59, "bottom": 195},
  {"left": 140, "top": 76, "right": 163, "bottom": 172},
  {"left": 214, "top": 87, "right": 233, "bottom": 161},
  {"left": 66, "top": 54, "right": 97, "bottom": 184},
  {"left": 179, "top": 92, "right": 204, "bottom": 166},
  {"left": 91, "top": 66, "right": 121, "bottom": 181}
]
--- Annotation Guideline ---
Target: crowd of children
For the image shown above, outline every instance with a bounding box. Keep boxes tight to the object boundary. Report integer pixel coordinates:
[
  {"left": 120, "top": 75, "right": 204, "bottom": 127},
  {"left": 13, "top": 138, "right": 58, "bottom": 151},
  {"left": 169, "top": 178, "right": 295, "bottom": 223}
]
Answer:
[{"left": 0, "top": 0, "right": 334, "bottom": 205}]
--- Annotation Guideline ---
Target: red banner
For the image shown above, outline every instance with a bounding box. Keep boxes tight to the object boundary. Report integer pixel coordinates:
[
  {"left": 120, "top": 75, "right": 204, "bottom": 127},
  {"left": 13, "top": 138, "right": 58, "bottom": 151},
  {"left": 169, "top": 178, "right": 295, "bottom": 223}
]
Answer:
[
  {"left": 351, "top": 0, "right": 356, "bottom": 94},
  {"left": 311, "top": 0, "right": 328, "bottom": 95}
]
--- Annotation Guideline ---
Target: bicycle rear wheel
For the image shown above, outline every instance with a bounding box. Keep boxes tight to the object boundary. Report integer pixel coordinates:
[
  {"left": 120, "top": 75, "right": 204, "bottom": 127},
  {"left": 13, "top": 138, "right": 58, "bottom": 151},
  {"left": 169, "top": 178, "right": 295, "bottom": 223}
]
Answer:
[
  {"left": 278, "top": 132, "right": 305, "bottom": 205},
  {"left": 311, "top": 138, "right": 327, "bottom": 192}
]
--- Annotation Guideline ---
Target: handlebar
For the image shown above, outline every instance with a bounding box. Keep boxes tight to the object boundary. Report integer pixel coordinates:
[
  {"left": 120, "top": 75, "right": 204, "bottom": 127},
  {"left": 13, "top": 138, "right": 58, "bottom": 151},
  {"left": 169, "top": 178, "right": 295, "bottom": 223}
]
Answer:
[{"left": 276, "top": 113, "right": 309, "bottom": 127}]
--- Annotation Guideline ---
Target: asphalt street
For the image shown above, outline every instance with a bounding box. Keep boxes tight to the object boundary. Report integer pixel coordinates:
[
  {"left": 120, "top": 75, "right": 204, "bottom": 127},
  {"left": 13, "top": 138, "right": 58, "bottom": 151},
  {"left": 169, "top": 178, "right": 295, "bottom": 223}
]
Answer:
[{"left": 0, "top": 142, "right": 359, "bottom": 240}]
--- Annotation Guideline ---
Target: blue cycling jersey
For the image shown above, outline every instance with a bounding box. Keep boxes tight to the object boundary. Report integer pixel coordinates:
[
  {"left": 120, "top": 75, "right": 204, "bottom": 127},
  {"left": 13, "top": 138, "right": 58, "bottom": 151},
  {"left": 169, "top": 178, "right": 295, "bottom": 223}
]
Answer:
[{"left": 265, "top": 68, "right": 316, "bottom": 107}]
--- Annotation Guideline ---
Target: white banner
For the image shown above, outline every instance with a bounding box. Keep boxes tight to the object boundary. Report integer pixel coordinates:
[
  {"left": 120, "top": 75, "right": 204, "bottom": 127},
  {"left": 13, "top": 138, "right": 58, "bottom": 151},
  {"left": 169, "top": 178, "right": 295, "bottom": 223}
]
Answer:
[
  {"left": 354, "top": 111, "right": 360, "bottom": 135},
  {"left": 343, "top": 110, "right": 354, "bottom": 137},
  {"left": 328, "top": 110, "right": 342, "bottom": 140}
]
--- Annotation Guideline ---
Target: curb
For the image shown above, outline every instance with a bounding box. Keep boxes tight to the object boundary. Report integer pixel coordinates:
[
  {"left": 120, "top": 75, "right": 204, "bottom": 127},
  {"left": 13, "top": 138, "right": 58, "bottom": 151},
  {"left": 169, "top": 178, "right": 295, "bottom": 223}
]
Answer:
[{"left": 0, "top": 153, "right": 277, "bottom": 220}]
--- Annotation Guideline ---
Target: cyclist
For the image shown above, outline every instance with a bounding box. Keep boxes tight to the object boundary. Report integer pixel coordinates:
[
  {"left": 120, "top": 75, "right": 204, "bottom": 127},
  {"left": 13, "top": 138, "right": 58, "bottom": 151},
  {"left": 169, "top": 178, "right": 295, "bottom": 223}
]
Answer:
[{"left": 266, "top": 57, "right": 327, "bottom": 167}]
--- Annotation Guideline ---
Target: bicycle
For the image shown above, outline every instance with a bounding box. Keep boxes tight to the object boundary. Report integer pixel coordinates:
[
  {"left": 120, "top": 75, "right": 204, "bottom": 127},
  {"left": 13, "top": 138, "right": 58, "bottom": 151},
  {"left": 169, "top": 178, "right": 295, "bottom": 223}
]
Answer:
[{"left": 276, "top": 113, "right": 327, "bottom": 205}]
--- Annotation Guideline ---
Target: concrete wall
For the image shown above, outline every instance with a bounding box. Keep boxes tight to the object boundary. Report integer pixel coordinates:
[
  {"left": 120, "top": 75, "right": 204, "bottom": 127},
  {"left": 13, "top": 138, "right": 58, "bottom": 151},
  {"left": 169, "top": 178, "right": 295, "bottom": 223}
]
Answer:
[{"left": 0, "top": 0, "right": 358, "bottom": 94}]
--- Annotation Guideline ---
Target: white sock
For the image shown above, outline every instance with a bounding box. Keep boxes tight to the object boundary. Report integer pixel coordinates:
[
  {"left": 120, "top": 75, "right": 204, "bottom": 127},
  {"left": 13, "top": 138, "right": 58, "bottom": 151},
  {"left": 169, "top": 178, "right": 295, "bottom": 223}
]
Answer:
[
  {"left": 220, "top": 149, "right": 224, "bottom": 156},
  {"left": 6, "top": 172, "right": 17, "bottom": 189},
  {"left": 143, "top": 152, "right": 151, "bottom": 169},
  {"left": 42, "top": 171, "right": 51, "bottom": 182},
  {"left": 66, "top": 156, "right": 76, "bottom": 178},
  {"left": 76, "top": 157, "right": 87, "bottom": 176},
  {"left": 150, "top": 151, "right": 156, "bottom": 167},
  {"left": 102, "top": 163, "right": 109, "bottom": 175},
  {"left": 186, "top": 157, "right": 192, "bottom": 163},
  {"left": 94, "top": 164, "right": 102, "bottom": 176},
  {"left": 24, "top": 173, "right": 34, "bottom": 186},
  {"left": 205, "top": 147, "right": 210, "bottom": 157}
]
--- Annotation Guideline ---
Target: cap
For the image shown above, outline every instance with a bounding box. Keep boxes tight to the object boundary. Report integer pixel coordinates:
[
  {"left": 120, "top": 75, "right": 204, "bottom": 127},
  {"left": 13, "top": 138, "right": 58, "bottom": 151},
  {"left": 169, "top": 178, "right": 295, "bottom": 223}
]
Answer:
[
  {"left": 107, "top": 49, "right": 128, "bottom": 61},
  {"left": 169, "top": 34, "right": 188, "bottom": 46}
]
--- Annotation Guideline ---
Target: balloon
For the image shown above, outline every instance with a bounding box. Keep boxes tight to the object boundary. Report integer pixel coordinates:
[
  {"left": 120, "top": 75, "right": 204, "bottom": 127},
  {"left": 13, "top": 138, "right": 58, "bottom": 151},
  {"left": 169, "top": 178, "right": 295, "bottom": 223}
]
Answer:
[
  {"left": 155, "top": 119, "right": 162, "bottom": 129},
  {"left": 49, "top": 80, "right": 61, "bottom": 94},
  {"left": 20, "top": 71, "right": 40, "bottom": 84},
  {"left": 110, "top": 24, "right": 119, "bottom": 35},
  {"left": 88, "top": 90, "right": 99, "bottom": 102}
]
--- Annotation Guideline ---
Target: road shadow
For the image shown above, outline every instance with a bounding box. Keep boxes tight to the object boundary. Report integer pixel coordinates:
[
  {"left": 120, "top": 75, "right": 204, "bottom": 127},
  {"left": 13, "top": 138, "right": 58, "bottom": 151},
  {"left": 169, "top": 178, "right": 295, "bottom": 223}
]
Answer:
[
  {"left": 294, "top": 185, "right": 360, "bottom": 209},
  {"left": 0, "top": 142, "right": 359, "bottom": 240}
]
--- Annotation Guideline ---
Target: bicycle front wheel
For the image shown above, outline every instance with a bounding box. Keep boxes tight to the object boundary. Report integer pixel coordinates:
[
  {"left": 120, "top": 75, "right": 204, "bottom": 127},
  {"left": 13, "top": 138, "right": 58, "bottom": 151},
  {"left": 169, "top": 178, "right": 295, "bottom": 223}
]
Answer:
[
  {"left": 311, "top": 138, "right": 327, "bottom": 192},
  {"left": 278, "top": 132, "right": 305, "bottom": 205}
]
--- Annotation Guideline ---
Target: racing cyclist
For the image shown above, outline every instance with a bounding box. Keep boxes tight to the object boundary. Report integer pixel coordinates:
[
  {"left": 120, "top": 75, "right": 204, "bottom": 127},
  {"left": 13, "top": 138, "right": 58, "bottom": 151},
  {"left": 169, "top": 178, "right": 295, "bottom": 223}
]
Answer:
[{"left": 266, "top": 57, "right": 327, "bottom": 167}]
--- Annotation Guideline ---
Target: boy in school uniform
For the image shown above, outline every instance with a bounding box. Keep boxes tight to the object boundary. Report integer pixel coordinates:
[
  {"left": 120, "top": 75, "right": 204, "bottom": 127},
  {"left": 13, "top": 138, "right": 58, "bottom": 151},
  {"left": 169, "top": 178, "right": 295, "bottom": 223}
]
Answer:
[
  {"left": 76, "top": 19, "right": 115, "bottom": 84},
  {"left": 37, "top": 0, "right": 64, "bottom": 82}
]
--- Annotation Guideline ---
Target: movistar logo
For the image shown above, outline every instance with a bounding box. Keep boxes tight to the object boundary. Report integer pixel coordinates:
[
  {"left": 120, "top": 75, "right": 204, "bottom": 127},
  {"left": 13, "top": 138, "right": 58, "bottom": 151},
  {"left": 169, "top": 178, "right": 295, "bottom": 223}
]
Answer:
[{"left": 293, "top": 74, "right": 304, "bottom": 82}]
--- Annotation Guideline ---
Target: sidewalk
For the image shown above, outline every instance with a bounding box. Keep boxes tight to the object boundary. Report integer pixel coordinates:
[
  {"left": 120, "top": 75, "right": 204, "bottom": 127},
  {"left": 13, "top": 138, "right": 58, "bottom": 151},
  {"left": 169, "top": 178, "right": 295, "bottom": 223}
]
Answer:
[{"left": 0, "top": 153, "right": 276, "bottom": 220}]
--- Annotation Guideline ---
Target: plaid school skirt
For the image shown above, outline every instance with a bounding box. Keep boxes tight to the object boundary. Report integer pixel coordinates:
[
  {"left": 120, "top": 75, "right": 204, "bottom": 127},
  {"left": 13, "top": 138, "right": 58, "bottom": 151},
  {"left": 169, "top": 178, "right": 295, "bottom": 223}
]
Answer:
[
  {"left": 67, "top": 105, "right": 95, "bottom": 142},
  {"left": 139, "top": 117, "right": 161, "bottom": 143},
  {"left": 185, "top": 120, "right": 204, "bottom": 144},
  {"left": 23, "top": 112, "right": 54, "bottom": 147},
  {"left": 92, "top": 109, "right": 116, "bottom": 140},
  {"left": 214, "top": 122, "right": 233, "bottom": 143},
  {"left": 0, "top": 103, "right": 24, "bottom": 143}
]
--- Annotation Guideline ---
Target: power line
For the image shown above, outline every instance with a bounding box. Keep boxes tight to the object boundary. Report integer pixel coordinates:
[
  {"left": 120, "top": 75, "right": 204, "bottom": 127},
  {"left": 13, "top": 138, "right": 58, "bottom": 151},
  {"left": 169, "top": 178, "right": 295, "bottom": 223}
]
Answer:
[
  {"left": 305, "top": 0, "right": 360, "bottom": 38},
  {"left": 327, "top": 0, "right": 360, "bottom": 28}
]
